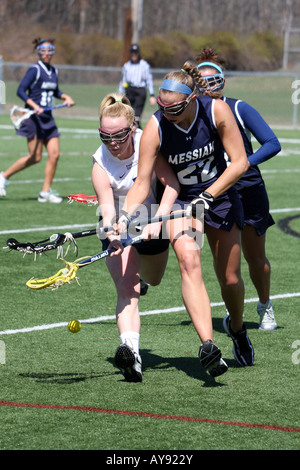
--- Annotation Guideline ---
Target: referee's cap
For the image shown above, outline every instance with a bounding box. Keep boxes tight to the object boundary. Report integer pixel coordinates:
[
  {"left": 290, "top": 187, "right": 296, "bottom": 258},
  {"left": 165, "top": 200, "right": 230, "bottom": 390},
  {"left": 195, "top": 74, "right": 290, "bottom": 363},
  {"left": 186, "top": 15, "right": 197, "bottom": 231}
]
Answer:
[{"left": 130, "top": 44, "right": 140, "bottom": 53}]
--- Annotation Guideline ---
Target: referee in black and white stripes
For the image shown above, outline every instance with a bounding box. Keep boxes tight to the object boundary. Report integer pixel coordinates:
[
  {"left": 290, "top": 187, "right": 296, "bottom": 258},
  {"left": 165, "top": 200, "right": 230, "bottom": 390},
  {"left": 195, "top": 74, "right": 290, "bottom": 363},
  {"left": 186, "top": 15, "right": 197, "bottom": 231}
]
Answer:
[{"left": 118, "top": 44, "right": 156, "bottom": 127}]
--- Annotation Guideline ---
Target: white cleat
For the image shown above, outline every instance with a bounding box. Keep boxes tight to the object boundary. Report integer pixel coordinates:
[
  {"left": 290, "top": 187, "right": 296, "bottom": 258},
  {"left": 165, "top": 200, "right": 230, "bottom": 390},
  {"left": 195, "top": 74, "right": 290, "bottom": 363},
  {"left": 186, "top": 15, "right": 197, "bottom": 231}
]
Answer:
[
  {"left": 0, "top": 172, "right": 9, "bottom": 197},
  {"left": 114, "top": 343, "right": 142, "bottom": 382},
  {"left": 38, "top": 189, "right": 63, "bottom": 204},
  {"left": 257, "top": 300, "right": 277, "bottom": 331}
]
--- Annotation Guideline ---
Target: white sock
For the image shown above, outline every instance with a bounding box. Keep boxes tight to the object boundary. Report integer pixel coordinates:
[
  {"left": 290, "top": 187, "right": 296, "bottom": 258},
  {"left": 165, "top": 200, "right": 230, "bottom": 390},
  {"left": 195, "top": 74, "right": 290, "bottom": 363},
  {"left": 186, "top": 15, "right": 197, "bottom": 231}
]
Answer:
[{"left": 120, "top": 331, "right": 140, "bottom": 355}]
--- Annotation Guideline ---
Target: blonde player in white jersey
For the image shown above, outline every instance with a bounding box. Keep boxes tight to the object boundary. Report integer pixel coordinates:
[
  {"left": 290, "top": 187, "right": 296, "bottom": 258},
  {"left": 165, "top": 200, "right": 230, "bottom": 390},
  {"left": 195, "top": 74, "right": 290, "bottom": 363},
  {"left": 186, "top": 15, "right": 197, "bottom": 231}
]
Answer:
[{"left": 92, "top": 93, "right": 179, "bottom": 382}]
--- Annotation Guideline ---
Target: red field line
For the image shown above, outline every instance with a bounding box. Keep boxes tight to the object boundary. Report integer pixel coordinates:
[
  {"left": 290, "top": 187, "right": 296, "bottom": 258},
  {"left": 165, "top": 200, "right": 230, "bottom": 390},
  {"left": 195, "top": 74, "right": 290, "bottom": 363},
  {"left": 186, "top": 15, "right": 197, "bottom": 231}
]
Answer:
[{"left": 1, "top": 400, "right": 299, "bottom": 433}]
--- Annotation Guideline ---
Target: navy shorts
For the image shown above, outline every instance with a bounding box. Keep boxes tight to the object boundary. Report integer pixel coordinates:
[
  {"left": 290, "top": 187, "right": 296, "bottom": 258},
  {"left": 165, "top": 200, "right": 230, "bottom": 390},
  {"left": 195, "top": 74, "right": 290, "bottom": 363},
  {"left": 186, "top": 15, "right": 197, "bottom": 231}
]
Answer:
[
  {"left": 17, "top": 113, "right": 60, "bottom": 141},
  {"left": 101, "top": 231, "right": 169, "bottom": 256},
  {"left": 238, "top": 182, "right": 275, "bottom": 236},
  {"left": 176, "top": 187, "right": 244, "bottom": 232}
]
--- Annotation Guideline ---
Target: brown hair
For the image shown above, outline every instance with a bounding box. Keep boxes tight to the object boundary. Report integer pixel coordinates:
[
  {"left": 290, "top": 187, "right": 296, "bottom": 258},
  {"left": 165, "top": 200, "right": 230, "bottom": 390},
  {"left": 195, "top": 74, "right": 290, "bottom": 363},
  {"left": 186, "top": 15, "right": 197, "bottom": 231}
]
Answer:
[
  {"left": 162, "top": 60, "right": 207, "bottom": 96},
  {"left": 32, "top": 37, "right": 55, "bottom": 51},
  {"left": 99, "top": 93, "right": 135, "bottom": 127},
  {"left": 196, "top": 46, "right": 226, "bottom": 70}
]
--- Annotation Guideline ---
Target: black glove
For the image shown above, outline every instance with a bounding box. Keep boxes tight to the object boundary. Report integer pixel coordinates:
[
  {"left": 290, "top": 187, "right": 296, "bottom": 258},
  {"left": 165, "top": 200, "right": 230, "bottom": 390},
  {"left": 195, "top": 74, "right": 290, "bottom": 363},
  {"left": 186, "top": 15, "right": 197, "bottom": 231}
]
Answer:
[{"left": 186, "top": 192, "right": 214, "bottom": 218}]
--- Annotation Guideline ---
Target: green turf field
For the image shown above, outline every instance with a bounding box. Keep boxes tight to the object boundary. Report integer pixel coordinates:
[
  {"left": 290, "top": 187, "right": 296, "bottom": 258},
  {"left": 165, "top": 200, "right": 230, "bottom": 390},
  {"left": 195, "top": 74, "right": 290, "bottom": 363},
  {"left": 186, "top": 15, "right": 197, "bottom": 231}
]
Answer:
[{"left": 0, "top": 111, "right": 299, "bottom": 452}]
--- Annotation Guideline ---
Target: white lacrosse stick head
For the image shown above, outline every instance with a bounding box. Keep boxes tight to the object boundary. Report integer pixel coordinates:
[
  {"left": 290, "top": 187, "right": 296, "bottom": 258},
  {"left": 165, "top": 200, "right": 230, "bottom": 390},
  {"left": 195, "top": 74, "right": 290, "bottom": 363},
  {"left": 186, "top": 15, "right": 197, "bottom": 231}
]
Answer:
[{"left": 10, "top": 105, "right": 33, "bottom": 129}]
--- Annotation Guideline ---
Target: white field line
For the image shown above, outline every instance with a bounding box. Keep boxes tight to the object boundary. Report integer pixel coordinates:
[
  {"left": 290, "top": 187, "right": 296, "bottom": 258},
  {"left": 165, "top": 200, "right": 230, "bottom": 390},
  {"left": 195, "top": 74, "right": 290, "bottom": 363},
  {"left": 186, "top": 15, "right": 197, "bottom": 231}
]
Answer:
[
  {"left": 0, "top": 292, "right": 299, "bottom": 336},
  {"left": 6, "top": 177, "right": 91, "bottom": 185},
  {"left": 0, "top": 223, "right": 96, "bottom": 235},
  {"left": 1, "top": 124, "right": 300, "bottom": 142},
  {"left": 0, "top": 124, "right": 97, "bottom": 134},
  {"left": 270, "top": 207, "right": 300, "bottom": 213},
  {"left": 0, "top": 166, "right": 295, "bottom": 187},
  {"left": 261, "top": 168, "right": 300, "bottom": 173},
  {"left": 1, "top": 168, "right": 300, "bottom": 187}
]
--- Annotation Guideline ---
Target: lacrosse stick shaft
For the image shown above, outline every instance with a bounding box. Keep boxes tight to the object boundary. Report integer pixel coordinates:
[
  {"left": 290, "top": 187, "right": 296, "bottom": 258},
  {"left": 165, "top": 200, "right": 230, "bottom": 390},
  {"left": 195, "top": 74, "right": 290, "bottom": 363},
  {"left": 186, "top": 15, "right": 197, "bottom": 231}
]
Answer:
[
  {"left": 76, "top": 233, "right": 146, "bottom": 267},
  {"left": 7, "top": 212, "right": 186, "bottom": 255},
  {"left": 66, "top": 228, "right": 97, "bottom": 239},
  {"left": 6, "top": 227, "right": 97, "bottom": 254},
  {"left": 43, "top": 104, "right": 68, "bottom": 111},
  {"left": 98, "top": 210, "right": 186, "bottom": 234}
]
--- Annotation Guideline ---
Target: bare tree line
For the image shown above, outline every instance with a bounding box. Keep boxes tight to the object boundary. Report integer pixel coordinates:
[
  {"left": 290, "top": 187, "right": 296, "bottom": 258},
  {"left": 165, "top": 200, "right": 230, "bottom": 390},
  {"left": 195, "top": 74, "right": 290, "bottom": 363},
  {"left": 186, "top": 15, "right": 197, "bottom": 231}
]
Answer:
[{"left": 1, "top": 0, "right": 300, "bottom": 38}]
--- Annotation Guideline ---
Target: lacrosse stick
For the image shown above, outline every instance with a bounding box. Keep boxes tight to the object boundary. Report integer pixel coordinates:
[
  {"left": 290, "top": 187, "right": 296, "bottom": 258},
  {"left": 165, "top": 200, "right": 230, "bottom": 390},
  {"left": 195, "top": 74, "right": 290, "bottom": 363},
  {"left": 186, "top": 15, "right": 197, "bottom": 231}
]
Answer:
[
  {"left": 67, "top": 194, "right": 98, "bottom": 206},
  {"left": 26, "top": 233, "right": 145, "bottom": 290},
  {"left": 10, "top": 104, "right": 68, "bottom": 130},
  {"left": 5, "top": 228, "right": 97, "bottom": 257},
  {"left": 5, "top": 210, "right": 187, "bottom": 258},
  {"left": 98, "top": 210, "right": 187, "bottom": 234}
]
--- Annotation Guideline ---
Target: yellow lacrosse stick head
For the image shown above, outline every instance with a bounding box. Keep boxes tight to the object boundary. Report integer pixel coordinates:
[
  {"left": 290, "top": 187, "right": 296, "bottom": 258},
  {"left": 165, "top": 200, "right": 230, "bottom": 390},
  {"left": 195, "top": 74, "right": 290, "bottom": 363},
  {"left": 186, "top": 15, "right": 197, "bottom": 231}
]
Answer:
[{"left": 26, "top": 258, "right": 81, "bottom": 290}]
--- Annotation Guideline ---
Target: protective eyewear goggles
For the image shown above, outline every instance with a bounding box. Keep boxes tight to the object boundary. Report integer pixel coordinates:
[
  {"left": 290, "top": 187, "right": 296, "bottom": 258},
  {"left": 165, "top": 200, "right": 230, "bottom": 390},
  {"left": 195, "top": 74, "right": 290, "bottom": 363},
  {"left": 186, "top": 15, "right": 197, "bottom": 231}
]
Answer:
[
  {"left": 37, "top": 44, "right": 55, "bottom": 56},
  {"left": 98, "top": 125, "right": 133, "bottom": 144},
  {"left": 199, "top": 73, "right": 224, "bottom": 92},
  {"left": 156, "top": 92, "right": 194, "bottom": 116}
]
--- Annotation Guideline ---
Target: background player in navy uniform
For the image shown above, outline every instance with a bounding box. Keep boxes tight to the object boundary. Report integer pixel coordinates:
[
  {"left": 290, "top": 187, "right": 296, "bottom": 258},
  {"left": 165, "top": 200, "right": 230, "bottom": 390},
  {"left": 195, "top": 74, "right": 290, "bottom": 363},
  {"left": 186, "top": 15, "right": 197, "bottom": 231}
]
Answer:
[
  {"left": 197, "top": 46, "right": 281, "bottom": 331},
  {"left": 119, "top": 62, "right": 254, "bottom": 374},
  {"left": 0, "top": 38, "right": 74, "bottom": 203},
  {"left": 118, "top": 44, "right": 156, "bottom": 128}
]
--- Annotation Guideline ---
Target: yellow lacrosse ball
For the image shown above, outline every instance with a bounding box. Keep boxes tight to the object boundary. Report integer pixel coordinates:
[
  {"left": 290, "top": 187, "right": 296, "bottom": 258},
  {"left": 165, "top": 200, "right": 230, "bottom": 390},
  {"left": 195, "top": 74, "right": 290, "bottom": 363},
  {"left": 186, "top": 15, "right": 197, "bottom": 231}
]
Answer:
[{"left": 68, "top": 320, "right": 81, "bottom": 333}]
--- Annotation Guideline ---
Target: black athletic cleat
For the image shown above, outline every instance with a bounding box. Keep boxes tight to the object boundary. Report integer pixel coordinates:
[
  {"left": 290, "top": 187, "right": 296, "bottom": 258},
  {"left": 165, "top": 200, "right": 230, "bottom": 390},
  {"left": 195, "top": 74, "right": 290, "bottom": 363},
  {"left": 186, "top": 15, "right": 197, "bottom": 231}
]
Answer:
[
  {"left": 114, "top": 344, "right": 142, "bottom": 382},
  {"left": 223, "top": 315, "right": 254, "bottom": 366},
  {"left": 140, "top": 280, "right": 149, "bottom": 296},
  {"left": 199, "top": 340, "right": 228, "bottom": 377}
]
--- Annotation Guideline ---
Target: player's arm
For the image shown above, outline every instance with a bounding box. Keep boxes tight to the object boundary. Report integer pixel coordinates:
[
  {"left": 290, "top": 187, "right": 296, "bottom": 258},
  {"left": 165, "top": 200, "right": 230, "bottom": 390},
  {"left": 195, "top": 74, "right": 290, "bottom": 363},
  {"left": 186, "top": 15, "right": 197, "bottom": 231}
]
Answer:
[
  {"left": 92, "top": 161, "right": 123, "bottom": 254},
  {"left": 205, "top": 99, "right": 249, "bottom": 198},
  {"left": 122, "top": 117, "right": 161, "bottom": 216},
  {"left": 59, "top": 93, "right": 75, "bottom": 107},
  {"left": 92, "top": 161, "right": 116, "bottom": 227},
  {"left": 17, "top": 67, "right": 43, "bottom": 113},
  {"left": 141, "top": 153, "right": 180, "bottom": 239},
  {"left": 154, "top": 153, "right": 180, "bottom": 216},
  {"left": 25, "top": 98, "right": 43, "bottom": 113},
  {"left": 237, "top": 101, "right": 281, "bottom": 166}
]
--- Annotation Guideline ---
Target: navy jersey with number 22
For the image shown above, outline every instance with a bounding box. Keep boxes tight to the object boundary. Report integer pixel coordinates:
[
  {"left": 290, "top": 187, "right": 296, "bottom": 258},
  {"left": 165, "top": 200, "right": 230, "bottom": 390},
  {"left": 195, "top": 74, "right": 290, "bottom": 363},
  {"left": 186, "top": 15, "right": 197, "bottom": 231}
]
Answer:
[{"left": 153, "top": 94, "right": 228, "bottom": 202}]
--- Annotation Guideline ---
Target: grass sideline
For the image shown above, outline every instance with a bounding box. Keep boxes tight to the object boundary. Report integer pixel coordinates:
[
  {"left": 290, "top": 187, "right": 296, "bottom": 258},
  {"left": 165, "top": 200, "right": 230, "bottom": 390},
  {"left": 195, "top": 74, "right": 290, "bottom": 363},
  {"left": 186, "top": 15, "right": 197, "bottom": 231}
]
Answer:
[{"left": 0, "top": 115, "right": 300, "bottom": 451}]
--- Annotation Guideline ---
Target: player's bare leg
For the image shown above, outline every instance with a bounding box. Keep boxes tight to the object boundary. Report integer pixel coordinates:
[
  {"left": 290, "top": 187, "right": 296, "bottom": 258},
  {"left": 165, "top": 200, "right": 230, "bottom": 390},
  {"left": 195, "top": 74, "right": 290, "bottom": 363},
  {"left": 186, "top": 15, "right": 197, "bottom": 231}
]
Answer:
[
  {"left": 43, "top": 137, "right": 60, "bottom": 192},
  {"left": 3, "top": 137, "right": 43, "bottom": 179}
]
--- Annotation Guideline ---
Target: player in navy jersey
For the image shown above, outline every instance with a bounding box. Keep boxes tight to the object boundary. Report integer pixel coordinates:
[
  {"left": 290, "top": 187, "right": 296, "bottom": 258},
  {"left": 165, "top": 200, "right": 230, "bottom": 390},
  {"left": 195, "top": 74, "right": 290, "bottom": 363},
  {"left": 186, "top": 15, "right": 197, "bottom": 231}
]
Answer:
[
  {"left": 118, "top": 44, "right": 156, "bottom": 128},
  {"left": 118, "top": 61, "right": 255, "bottom": 373},
  {"left": 0, "top": 38, "right": 74, "bottom": 203},
  {"left": 197, "top": 46, "right": 281, "bottom": 331}
]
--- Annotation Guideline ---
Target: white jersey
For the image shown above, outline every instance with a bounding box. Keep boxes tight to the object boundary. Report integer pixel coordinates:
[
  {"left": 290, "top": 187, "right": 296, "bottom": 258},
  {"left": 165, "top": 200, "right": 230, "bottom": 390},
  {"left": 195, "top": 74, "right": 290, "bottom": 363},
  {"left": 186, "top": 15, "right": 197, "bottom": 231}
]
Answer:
[{"left": 92, "top": 128, "right": 157, "bottom": 217}]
